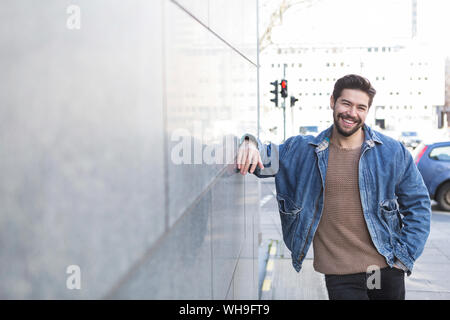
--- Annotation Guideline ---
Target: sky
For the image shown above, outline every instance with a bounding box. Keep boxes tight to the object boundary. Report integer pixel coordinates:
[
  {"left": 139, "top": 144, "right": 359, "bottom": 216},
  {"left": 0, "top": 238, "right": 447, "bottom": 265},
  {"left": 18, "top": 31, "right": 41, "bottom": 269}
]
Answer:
[{"left": 262, "top": 0, "right": 450, "bottom": 55}]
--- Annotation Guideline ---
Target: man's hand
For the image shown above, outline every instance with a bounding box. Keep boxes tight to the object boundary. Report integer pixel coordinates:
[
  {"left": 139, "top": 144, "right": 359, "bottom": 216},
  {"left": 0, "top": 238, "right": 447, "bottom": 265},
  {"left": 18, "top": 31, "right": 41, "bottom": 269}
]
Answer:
[
  {"left": 236, "top": 138, "right": 264, "bottom": 175},
  {"left": 393, "top": 260, "right": 408, "bottom": 272}
]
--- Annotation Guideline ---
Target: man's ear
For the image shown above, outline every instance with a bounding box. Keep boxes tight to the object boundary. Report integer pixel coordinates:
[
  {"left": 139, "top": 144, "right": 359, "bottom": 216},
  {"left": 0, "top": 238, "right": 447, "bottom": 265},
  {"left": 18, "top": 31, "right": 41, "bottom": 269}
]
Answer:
[{"left": 330, "top": 95, "right": 335, "bottom": 110}]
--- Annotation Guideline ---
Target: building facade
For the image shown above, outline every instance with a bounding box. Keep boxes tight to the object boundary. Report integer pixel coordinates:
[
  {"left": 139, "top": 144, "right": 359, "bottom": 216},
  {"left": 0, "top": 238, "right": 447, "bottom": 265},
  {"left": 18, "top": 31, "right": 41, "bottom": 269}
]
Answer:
[{"left": 261, "top": 42, "right": 446, "bottom": 142}]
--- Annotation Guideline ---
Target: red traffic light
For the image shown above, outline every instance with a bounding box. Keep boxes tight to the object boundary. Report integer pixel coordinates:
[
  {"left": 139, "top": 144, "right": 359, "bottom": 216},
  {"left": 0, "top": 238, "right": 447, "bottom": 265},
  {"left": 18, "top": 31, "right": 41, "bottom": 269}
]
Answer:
[{"left": 280, "top": 79, "right": 288, "bottom": 98}]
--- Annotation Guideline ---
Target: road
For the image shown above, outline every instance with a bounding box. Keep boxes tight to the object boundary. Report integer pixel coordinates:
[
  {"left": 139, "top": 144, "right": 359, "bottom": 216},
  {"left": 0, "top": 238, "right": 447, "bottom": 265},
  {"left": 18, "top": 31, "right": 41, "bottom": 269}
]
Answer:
[{"left": 258, "top": 179, "right": 450, "bottom": 300}]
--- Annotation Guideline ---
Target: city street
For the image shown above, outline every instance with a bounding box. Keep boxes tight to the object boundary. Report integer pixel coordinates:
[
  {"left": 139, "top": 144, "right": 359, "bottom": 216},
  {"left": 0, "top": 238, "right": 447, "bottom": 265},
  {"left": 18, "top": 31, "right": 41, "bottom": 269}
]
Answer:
[{"left": 258, "top": 179, "right": 450, "bottom": 300}]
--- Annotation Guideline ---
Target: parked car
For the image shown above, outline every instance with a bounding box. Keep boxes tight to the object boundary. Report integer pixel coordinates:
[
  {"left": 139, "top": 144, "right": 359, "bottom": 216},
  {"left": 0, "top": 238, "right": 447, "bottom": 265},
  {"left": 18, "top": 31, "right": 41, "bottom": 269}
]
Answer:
[
  {"left": 414, "top": 141, "right": 450, "bottom": 211},
  {"left": 299, "top": 125, "right": 319, "bottom": 136},
  {"left": 399, "top": 131, "right": 421, "bottom": 149}
]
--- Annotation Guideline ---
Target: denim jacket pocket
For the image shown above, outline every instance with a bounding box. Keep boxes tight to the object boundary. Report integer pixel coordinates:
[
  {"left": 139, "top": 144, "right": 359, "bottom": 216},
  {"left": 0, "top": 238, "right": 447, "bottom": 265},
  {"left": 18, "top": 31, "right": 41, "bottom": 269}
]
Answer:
[
  {"left": 276, "top": 193, "right": 302, "bottom": 251},
  {"left": 380, "top": 198, "right": 403, "bottom": 235}
]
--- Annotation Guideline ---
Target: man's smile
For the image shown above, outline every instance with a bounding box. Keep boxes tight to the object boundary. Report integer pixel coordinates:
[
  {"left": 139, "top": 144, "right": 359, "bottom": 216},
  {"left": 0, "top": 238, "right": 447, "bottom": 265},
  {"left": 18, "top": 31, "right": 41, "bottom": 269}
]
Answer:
[{"left": 339, "top": 115, "right": 359, "bottom": 128}]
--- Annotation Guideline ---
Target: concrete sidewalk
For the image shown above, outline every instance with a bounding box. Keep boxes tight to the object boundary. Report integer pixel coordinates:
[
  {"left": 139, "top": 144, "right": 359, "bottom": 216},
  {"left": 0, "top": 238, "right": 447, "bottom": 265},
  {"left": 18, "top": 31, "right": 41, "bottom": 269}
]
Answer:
[
  {"left": 259, "top": 239, "right": 328, "bottom": 300},
  {"left": 403, "top": 206, "right": 450, "bottom": 299},
  {"left": 258, "top": 180, "right": 328, "bottom": 300}
]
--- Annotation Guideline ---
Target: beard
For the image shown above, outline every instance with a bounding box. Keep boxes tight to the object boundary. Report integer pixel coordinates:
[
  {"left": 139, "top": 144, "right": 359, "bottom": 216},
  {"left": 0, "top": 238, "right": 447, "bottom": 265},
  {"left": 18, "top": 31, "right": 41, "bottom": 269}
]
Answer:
[{"left": 333, "top": 107, "right": 364, "bottom": 137}]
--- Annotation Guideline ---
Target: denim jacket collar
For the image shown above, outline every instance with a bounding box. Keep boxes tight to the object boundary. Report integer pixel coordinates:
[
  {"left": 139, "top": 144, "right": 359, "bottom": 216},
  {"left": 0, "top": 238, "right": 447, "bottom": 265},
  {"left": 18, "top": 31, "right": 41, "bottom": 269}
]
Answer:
[{"left": 308, "top": 124, "right": 383, "bottom": 152}]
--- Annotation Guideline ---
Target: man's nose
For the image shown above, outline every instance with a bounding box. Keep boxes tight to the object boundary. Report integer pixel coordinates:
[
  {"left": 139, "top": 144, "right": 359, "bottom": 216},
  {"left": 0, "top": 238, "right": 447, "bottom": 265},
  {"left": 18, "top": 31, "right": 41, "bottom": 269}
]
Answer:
[{"left": 347, "top": 106, "right": 358, "bottom": 117}]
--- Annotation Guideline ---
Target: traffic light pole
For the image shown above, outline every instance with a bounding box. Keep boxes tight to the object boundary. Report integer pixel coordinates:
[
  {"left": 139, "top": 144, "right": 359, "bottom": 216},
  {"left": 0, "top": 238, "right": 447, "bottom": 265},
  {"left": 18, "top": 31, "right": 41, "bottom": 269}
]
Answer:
[
  {"left": 283, "top": 64, "right": 286, "bottom": 142},
  {"left": 269, "top": 65, "right": 290, "bottom": 142}
]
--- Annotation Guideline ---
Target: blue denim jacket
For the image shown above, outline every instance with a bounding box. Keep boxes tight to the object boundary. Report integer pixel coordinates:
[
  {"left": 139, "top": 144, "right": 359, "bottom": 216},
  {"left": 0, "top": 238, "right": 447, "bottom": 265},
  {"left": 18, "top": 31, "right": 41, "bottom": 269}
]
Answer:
[{"left": 243, "top": 124, "right": 431, "bottom": 276}]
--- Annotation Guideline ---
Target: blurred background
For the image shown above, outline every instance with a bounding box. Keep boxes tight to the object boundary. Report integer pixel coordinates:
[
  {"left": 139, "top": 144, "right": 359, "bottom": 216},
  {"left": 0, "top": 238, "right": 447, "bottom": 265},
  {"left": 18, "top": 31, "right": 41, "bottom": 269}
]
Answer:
[
  {"left": 0, "top": 0, "right": 448, "bottom": 299},
  {"left": 260, "top": 0, "right": 449, "bottom": 145}
]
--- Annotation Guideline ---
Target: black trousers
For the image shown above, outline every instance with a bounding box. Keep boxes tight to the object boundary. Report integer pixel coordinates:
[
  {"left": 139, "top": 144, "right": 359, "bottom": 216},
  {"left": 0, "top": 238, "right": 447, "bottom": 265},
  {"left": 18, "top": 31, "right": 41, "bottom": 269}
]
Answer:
[{"left": 325, "top": 267, "right": 405, "bottom": 300}]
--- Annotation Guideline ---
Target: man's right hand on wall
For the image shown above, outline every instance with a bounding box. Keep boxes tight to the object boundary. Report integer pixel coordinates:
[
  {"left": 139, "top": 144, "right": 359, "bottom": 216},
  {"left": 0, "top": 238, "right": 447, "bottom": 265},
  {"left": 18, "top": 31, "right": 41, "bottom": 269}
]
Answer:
[{"left": 236, "top": 137, "right": 264, "bottom": 175}]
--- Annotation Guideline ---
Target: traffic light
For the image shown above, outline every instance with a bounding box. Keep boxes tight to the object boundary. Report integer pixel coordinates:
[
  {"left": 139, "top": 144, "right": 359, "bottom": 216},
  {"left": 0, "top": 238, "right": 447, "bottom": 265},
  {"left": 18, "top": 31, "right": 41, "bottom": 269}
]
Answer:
[
  {"left": 280, "top": 79, "right": 288, "bottom": 98},
  {"left": 270, "top": 80, "right": 279, "bottom": 107},
  {"left": 290, "top": 95, "right": 298, "bottom": 107}
]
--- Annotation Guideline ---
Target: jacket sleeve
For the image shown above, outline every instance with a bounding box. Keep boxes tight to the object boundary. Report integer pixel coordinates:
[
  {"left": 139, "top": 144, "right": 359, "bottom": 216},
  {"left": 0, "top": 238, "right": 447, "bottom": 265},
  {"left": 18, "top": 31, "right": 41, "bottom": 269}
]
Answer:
[
  {"left": 239, "top": 133, "right": 295, "bottom": 178},
  {"left": 394, "top": 143, "right": 431, "bottom": 273}
]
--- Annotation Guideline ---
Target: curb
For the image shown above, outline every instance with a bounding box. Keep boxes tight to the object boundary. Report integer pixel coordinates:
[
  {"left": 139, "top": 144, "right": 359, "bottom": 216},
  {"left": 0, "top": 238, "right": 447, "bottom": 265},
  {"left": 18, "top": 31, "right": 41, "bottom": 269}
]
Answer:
[{"left": 260, "top": 239, "right": 278, "bottom": 300}]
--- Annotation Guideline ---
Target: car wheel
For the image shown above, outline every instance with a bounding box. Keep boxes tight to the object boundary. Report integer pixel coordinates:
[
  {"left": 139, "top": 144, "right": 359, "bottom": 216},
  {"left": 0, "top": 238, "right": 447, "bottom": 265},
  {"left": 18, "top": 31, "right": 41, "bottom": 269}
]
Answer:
[{"left": 436, "top": 181, "right": 450, "bottom": 212}]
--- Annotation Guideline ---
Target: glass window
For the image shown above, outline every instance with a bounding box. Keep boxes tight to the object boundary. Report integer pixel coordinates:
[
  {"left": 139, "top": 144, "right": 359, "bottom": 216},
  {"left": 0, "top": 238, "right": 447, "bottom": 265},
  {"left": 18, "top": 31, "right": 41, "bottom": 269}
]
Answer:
[{"left": 429, "top": 146, "right": 450, "bottom": 161}]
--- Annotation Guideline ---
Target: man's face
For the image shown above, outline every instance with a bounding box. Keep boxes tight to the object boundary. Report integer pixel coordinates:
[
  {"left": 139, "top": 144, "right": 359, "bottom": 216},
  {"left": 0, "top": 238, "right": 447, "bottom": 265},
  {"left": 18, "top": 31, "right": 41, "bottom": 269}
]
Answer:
[{"left": 331, "top": 89, "right": 370, "bottom": 137}]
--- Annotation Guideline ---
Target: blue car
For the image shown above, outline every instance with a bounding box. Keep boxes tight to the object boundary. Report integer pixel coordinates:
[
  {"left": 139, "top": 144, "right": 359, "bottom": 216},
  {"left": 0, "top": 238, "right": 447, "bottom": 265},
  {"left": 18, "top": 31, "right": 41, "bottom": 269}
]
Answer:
[{"left": 414, "top": 141, "right": 450, "bottom": 211}]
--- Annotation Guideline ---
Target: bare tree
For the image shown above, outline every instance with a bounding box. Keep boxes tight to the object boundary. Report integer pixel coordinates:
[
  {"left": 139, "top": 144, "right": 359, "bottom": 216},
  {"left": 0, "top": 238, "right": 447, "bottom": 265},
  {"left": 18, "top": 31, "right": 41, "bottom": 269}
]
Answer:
[{"left": 259, "top": 0, "right": 322, "bottom": 53}]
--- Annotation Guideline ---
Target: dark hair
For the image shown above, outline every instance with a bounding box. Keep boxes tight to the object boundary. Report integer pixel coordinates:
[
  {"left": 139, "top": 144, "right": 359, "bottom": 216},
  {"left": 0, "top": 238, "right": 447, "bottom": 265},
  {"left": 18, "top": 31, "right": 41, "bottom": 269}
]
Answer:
[{"left": 332, "top": 74, "right": 376, "bottom": 107}]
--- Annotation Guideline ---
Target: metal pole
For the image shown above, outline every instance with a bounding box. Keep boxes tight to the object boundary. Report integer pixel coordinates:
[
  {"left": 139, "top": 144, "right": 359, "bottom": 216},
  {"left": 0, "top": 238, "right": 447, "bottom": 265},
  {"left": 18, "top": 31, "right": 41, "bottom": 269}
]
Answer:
[
  {"left": 256, "top": 0, "right": 260, "bottom": 140},
  {"left": 283, "top": 64, "right": 286, "bottom": 141}
]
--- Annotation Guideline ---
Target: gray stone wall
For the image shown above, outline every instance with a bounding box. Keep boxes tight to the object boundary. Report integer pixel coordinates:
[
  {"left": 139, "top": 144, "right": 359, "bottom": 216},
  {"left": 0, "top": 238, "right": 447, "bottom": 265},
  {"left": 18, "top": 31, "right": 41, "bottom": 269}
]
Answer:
[{"left": 0, "top": 0, "right": 259, "bottom": 299}]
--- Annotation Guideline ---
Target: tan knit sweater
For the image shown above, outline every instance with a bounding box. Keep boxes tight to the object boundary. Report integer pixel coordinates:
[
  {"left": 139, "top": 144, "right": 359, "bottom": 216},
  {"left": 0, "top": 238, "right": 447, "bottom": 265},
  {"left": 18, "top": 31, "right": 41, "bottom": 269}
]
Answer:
[{"left": 312, "top": 141, "right": 388, "bottom": 275}]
